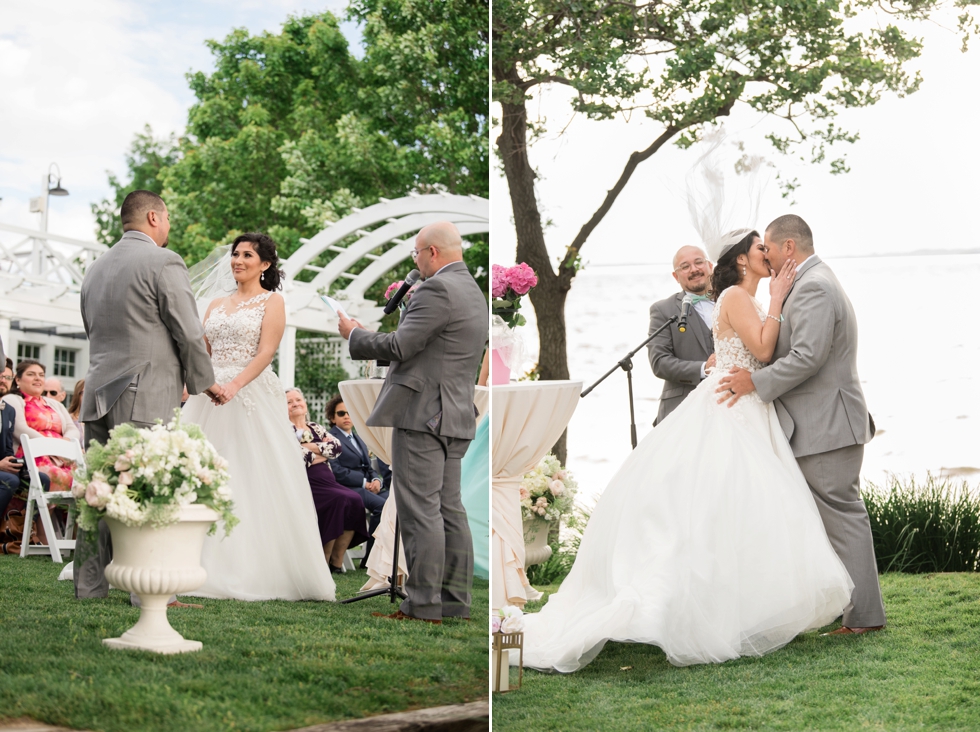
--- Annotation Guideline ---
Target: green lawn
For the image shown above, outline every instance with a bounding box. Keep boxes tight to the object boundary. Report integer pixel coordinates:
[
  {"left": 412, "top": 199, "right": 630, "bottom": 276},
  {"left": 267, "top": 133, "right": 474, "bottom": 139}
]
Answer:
[
  {"left": 0, "top": 554, "right": 488, "bottom": 732},
  {"left": 493, "top": 573, "right": 980, "bottom": 730}
]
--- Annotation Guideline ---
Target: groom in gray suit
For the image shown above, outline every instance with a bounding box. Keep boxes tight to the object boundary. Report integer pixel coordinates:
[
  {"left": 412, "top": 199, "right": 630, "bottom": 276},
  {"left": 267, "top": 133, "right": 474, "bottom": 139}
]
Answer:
[
  {"left": 338, "top": 221, "right": 487, "bottom": 623},
  {"left": 648, "top": 245, "right": 716, "bottom": 425},
  {"left": 719, "top": 214, "right": 885, "bottom": 634},
  {"left": 75, "top": 190, "right": 219, "bottom": 599}
]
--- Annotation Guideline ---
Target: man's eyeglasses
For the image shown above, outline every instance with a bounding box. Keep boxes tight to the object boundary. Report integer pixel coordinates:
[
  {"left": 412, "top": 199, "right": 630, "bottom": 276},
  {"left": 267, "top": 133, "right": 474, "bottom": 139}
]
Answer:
[
  {"left": 0, "top": 375, "right": 12, "bottom": 382},
  {"left": 674, "top": 258, "right": 707, "bottom": 274},
  {"left": 335, "top": 410, "right": 349, "bottom": 417},
  {"left": 42, "top": 390, "right": 62, "bottom": 397}
]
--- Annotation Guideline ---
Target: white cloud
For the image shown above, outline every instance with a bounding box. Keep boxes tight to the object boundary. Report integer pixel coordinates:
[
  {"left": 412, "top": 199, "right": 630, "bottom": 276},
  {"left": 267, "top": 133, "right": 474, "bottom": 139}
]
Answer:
[{"left": 0, "top": 0, "right": 352, "bottom": 241}]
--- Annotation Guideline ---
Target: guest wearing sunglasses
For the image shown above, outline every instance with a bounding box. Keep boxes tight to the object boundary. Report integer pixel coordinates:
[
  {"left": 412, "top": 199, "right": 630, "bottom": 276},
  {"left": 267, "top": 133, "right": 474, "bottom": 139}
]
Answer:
[
  {"left": 325, "top": 395, "right": 388, "bottom": 565},
  {"left": 43, "top": 377, "right": 67, "bottom": 405}
]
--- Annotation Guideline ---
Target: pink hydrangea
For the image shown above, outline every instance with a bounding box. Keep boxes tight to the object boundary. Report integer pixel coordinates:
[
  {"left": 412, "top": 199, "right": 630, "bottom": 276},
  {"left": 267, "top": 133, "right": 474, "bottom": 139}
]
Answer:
[
  {"left": 506, "top": 262, "right": 538, "bottom": 295},
  {"left": 384, "top": 280, "right": 404, "bottom": 300},
  {"left": 491, "top": 264, "right": 508, "bottom": 298},
  {"left": 491, "top": 615, "right": 501, "bottom": 634}
]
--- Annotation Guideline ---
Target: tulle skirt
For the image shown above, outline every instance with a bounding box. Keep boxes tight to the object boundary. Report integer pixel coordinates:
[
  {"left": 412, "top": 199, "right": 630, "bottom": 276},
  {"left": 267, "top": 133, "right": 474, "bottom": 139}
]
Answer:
[
  {"left": 181, "top": 373, "right": 336, "bottom": 601},
  {"left": 522, "top": 371, "right": 854, "bottom": 670},
  {"left": 461, "top": 416, "right": 490, "bottom": 580}
]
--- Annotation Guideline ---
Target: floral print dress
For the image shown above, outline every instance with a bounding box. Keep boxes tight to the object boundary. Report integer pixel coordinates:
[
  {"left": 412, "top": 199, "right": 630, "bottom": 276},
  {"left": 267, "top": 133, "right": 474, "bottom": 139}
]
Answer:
[{"left": 18, "top": 396, "right": 74, "bottom": 491}]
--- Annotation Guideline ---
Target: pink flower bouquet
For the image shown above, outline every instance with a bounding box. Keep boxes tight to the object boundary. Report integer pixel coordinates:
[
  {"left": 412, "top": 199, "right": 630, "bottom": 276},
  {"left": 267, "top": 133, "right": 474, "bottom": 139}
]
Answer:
[
  {"left": 383, "top": 278, "right": 419, "bottom": 309},
  {"left": 491, "top": 262, "right": 538, "bottom": 328}
]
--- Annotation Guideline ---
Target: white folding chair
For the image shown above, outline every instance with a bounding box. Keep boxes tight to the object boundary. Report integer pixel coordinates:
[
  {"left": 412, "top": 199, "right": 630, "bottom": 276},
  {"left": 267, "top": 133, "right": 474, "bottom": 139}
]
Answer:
[{"left": 18, "top": 436, "right": 86, "bottom": 563}]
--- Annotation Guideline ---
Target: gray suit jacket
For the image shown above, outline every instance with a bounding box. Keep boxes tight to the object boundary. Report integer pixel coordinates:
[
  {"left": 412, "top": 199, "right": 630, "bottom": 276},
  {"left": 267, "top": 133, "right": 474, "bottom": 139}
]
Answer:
[
  {"left": 80, "top": 231, "right": 215, "bottom": 423},
  {"left": 348, "top": 261, "right": 487, "bottom": 440},
  {"left": 647, "top": 291, "right": 714, "bottom": 425},
  {"left": 753, "top": 256, "right": 873, "bottom": 458}
]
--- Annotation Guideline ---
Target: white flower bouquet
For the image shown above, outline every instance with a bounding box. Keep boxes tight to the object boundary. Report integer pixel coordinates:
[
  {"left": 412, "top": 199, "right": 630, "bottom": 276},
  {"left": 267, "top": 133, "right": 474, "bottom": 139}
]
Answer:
[
  {"left": 492, "top": 605, "right": 525, "bottom": 635},
  {"left": 73, "top": 410, "right": 237, "bottom": 535},
  {"left": 520, "top": 453, "right": 577, "bottom": 522}
]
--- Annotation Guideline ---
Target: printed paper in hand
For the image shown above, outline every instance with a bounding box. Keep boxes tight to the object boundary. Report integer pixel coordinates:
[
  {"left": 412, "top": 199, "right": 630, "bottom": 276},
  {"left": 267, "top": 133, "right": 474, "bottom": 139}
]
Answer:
[{"left": 320, "top": 294, "right": 349, "bottom": 319}]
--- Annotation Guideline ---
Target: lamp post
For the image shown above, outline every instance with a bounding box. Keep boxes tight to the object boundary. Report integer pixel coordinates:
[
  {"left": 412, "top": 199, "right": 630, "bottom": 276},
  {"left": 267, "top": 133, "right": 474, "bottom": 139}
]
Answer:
[{"left": 28, "top": 163, "right": 69, "bottom": 233}]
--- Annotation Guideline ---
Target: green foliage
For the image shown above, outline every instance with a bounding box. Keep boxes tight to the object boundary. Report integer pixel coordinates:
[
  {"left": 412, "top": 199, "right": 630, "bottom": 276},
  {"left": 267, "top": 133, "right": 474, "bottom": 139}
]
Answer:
[
  {"left": 526, "top": 505, "right": 589, "bottom": 586},
  {"left": 864, "top": 474, "right": 980, "bottom": 573},
  {"left": 500, "top": 574, "right": 980, "bottom": 730},
  {"left": 93, "top": 2, "right": 489, "bottom": 293},
  {"left": 349, "top": 0, "right": 490, "bottom": 196},
  {"left": 0, "top": 556, "right": 489, "bottom": 732},
  {"left": 90, "top": 125, "right": 179, "bottom": 245}
]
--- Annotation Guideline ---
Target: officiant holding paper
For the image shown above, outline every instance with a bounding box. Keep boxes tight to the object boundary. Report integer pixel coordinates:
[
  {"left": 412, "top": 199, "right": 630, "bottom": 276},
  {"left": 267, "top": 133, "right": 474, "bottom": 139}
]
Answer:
[{"left": 337, "top": 221, "right": 488, "bottom": 623}]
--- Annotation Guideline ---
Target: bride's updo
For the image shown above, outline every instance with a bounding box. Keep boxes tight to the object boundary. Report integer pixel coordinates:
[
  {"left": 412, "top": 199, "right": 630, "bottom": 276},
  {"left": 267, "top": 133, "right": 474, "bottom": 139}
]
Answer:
[
  {"left": 710, "top": 230, "right": 759, "bottom": 301},
  {"left": 232, "top": 233, "right": 284, "bottom": 291}
]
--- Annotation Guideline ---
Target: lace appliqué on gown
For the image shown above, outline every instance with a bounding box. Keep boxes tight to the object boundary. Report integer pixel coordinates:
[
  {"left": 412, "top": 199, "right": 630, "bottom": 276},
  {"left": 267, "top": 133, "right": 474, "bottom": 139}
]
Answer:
[{"left": 206, "top": 292, "right": 280, "bottom": 415}]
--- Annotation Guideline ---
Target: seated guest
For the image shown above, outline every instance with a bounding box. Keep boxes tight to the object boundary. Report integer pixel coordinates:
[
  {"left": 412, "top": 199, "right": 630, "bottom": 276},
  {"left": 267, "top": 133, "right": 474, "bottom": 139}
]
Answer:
[
  {"left": 67, "top": 379, "right": 85, "bottom": 445},
  {"left": 0, "top": 360, "right": 54, "bottom": 552},
  {"left": 44, "top": 376, "right": 67, "bottom": 405},
  {"left": 325, "top": 395, "right": 389, "bottom": 565},
  {"left": 1, "top": 360, "right": 79, "bottom": 493},
  {"left": 286, "top": 388, "right": 369, "bottom": 573}
]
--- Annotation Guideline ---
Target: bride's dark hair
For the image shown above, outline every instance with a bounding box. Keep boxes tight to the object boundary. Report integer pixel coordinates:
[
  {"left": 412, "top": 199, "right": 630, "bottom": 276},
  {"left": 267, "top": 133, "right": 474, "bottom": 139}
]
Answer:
[
  {"left": 232, "top": 233, "right": 284, "bottom": 291},
  {"left": 710, "top": 230, "right": 760, "bottom": 301}
]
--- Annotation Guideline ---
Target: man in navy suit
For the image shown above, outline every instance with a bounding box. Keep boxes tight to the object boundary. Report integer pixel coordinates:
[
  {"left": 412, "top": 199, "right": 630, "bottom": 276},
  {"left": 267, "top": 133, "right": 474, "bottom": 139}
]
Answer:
[{"left": 325, "top": 395, "right": 388, "bottom": 563}]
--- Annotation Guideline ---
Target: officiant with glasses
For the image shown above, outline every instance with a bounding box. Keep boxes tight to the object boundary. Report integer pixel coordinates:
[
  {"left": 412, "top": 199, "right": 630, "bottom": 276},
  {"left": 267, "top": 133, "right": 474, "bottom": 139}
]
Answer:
[{"left": 647, "top": 246, "right": 717, "bottom": 425}]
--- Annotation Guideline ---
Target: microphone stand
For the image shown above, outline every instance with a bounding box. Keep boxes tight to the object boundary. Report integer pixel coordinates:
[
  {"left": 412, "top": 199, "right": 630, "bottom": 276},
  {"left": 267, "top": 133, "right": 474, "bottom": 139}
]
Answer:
[
  {"left": 580, "top": 316, "right": 678, "bottom": 450},
  {"left": 341, "top": 479, "right": 408, "bottom": 605}
]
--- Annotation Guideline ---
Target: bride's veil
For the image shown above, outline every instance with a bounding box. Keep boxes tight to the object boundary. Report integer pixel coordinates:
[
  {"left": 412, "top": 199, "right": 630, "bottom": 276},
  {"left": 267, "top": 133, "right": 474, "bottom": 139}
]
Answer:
[
  {"left": 685, "top": 129, "right": 770, "bottom": 262},
  {"left": 187, "top": 245, "right": 237, "bottom": 318}
]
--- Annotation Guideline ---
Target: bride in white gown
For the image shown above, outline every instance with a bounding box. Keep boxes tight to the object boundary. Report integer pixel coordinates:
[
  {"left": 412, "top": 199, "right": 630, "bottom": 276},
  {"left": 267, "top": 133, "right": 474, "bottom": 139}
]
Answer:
[
  {"left": 182, "top": 233, "right": 335, "bottom": 601},
  {"left": 521, "top": 229, "right": 853, "bottom": 670}
]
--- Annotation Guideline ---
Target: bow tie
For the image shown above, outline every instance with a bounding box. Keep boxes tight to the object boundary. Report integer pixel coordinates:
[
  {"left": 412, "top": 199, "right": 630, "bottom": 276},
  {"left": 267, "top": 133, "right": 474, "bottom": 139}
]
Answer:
[{"left": 688, "top": 294, "right": 710, "bottom": 304}]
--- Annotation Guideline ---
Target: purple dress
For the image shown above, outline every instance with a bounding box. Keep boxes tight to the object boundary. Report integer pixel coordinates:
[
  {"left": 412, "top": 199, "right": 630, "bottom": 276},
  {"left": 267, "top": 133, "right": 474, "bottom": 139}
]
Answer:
[{"left": 298, "top": 422, "right": 370, "bottom": 547}]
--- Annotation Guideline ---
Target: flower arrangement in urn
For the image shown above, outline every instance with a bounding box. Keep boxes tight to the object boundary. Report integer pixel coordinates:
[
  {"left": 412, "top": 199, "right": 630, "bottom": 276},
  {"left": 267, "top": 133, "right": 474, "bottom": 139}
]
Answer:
[
  {"left": 520, "top": 453, "right": 577, "bottom": 522},
  {"left": 73, "top": 410, "right": 237, "bottom": 535},
  {"left": 491, "top": 262, "right": 538, "bottom": 328}
]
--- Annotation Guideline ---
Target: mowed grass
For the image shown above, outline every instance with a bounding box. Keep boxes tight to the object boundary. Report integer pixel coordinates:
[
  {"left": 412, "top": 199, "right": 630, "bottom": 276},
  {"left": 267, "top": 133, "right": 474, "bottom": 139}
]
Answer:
[
  {"left": 493, "top": 573, "right": 980, "bottom": 730},
  {"left": 0, "top": 554, "right": 488, "bottom": 732}
]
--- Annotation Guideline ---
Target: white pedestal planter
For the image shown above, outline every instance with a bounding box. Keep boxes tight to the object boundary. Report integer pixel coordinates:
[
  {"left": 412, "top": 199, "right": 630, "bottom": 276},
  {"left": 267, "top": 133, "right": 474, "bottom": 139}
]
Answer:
[
  {"left": 103, "top": 504, "right": 219, "bottom": 655},
  {"left": 523, "top": 518, "right": 553, "bottom": 568}
]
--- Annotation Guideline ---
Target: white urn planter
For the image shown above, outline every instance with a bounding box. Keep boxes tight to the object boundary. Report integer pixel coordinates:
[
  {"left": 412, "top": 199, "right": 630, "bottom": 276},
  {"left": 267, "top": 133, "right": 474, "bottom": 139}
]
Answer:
[
  {"left": 103, "top": 504, "right": 219, "bottom": 654},
  {"left": 523, "top": 517, "right": 553, "bottom": 568}
]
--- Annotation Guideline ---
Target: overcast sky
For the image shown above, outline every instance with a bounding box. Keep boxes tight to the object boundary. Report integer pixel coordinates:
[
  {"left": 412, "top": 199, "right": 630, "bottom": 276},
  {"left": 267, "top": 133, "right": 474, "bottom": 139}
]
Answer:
[
  {"left": 491, "top": 12, "right": 980, "bottom": 265},
  {"left": 0, "top": 0, "right": 355, "bottom": 241}
]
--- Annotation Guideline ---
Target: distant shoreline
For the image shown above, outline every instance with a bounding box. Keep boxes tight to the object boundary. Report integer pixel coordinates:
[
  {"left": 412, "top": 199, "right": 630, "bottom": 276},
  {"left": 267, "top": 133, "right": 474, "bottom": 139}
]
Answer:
[{"left": 588, "top": 249, "right": 980, "bottom": 268}]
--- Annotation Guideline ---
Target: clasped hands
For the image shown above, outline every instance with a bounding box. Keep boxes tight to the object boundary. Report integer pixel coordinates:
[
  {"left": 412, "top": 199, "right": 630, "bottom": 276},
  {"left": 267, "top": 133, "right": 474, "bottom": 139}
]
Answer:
[{"left": 204, "top": 382, "right": 240, "bottom": 406}]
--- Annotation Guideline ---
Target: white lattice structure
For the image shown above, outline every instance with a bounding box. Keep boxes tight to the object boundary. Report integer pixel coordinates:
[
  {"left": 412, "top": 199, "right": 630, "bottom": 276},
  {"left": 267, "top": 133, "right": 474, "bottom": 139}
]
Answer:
[
  {"left": 0, "top": 192, "right": 489, "bottom": 391},
  {"left": 277, "top": 192, "right": 489, "bottom": 386}
]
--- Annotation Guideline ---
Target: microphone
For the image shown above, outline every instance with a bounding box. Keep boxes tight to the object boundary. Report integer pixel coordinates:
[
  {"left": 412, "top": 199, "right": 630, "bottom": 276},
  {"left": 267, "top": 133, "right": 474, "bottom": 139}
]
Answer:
[
  {"left": 383, "top": 269, "right": 421, "bottom": 314},
  {"left": 678, "top": 293, "right": 693, "bottom": 332}
]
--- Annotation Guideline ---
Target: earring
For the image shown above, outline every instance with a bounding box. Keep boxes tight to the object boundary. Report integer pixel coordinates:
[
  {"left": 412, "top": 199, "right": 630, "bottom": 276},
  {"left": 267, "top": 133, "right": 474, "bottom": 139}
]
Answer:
[
  {"left": 261, "top": 271, "right": 265, "bottom": 281},
  {"left": 742, "top": 266, "right": 747, "bottom": 276}
]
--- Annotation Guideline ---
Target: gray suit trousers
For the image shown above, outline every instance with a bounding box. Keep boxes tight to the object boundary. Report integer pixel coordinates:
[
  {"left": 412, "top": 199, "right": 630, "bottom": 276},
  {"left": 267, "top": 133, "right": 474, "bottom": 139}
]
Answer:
[
  {"left": 391, "top": 428, "right": 473, "bottom": 620},
  {"left": 73, "top": 388, "right": 155, "bottom": 599},
  {"left": 796, "top": 444, "right": 886, "bottom": 628}
]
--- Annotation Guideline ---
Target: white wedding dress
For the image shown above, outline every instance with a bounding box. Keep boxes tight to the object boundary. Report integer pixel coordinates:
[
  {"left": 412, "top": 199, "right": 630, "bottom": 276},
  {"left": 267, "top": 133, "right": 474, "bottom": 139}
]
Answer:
[
  {"left": 522, "top": 288, "right": 853, "bottom": 670},
  {"left": 181, "top": 291, "right": 336, "bottom": 601}
]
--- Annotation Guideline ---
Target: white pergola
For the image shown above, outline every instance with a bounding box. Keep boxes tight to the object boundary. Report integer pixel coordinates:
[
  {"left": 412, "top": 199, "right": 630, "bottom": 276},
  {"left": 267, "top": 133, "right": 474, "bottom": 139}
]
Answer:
[{"left": 0, "top": 192, "right": 489, "bottom": 387}]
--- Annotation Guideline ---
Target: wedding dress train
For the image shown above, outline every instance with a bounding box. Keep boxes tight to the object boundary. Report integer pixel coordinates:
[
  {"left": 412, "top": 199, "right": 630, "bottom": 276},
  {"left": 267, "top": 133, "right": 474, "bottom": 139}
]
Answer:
[
  {"left": 522, "top": 288, "right": 853, "bottom": 670},
  {"left": 182, "top": 292, "right": 336, "bottom": 601}
]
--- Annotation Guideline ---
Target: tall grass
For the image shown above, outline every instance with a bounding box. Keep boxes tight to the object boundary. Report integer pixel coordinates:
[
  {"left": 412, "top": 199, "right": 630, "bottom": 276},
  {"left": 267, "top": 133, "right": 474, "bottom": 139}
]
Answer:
[{"left": 863, "top": 473, "right": 980, "bottom": 573}]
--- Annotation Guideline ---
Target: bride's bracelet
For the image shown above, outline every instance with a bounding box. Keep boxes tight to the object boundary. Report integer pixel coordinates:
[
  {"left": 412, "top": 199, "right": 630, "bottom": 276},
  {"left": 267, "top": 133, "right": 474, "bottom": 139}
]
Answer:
[{"left": 766, "top": 314, "right": 784, "bottom": 323}]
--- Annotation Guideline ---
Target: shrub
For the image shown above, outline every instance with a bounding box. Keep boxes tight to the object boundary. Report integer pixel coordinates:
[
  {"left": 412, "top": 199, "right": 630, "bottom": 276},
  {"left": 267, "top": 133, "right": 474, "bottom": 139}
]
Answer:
[{"left": 863, "top": 474, "right": 980, "bottom": 573}]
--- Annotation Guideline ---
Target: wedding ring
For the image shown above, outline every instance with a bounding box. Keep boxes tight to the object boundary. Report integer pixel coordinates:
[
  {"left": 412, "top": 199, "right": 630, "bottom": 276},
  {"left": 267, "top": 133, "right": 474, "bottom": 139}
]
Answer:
[{"left": 730, "top": 388, "right": 735, "bottom": 395}]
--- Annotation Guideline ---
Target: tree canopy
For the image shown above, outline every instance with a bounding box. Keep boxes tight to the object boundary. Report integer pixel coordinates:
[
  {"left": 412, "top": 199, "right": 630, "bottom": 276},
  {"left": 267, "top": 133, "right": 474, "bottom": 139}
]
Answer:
[
  {"left": 493, "top": 0, "right": 976, "bottom": 459},
  {"left": 94, "top": 2, "right": 489, "bottom": 296}
]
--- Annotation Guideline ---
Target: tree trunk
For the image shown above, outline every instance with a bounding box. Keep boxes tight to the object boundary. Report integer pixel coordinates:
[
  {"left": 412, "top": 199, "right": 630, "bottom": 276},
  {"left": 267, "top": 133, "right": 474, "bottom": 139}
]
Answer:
[{"left": 496, "top": 66, "right": 573, "bottom": 463}]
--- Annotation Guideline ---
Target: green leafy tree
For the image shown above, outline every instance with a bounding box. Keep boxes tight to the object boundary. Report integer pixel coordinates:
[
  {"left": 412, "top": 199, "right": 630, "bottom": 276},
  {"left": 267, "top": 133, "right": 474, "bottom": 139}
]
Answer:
[{"left": 493, "top": 0, "right": 976, "bottom": 461}]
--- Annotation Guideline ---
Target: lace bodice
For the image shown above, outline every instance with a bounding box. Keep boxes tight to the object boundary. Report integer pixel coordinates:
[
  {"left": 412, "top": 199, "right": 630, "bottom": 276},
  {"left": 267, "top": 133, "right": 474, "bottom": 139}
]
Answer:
[
  {"left": 711, "top": 288, "right": 766, "bottom": 373},
  {"left": 204, "top": 291, "right": 281, "bottom": 414}
]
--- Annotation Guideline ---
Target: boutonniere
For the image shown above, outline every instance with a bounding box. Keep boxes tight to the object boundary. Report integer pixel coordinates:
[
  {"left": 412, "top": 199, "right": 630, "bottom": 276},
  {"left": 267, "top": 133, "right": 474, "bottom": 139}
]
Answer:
[{"left": 300, "top": 429, "right": 313, "bottom": 443}]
